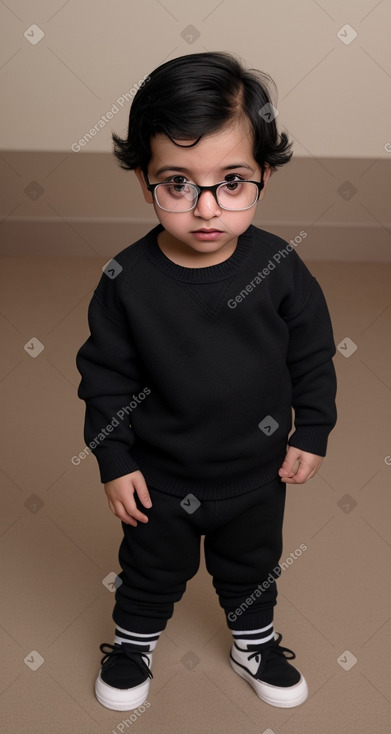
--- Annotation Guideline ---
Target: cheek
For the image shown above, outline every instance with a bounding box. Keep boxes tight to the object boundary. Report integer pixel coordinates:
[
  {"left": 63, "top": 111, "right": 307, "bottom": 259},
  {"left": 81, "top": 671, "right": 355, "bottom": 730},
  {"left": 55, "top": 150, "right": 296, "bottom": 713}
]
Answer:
[
  {"left": 154, "top": 209, "right": 190, "bottom": 233},
  {"left": 152, "top": 203, "right": 170, "bottom": 225},
  {"left": 241, "top": 208, "right": 258, "bottom": 228},
  {"left": 169, "top": 209, "right": 192, "bottom": 222},
  {"left": 222, "top": 211, "right": 254, "bottom": 232}
]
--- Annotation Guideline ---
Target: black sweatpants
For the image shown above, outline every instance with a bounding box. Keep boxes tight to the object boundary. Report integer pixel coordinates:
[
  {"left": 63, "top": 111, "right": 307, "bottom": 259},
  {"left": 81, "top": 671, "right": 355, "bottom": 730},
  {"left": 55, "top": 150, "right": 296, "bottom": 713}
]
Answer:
[{"left": 112, "top": 476, "right": 286, "bottom": 634}]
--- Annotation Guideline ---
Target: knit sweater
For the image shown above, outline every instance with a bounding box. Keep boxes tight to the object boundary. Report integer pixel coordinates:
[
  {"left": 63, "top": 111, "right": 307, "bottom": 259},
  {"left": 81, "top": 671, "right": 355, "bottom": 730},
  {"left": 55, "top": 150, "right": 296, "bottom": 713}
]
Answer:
[{"left": 76, "top": 223, "right": 337, "bottom": 499}]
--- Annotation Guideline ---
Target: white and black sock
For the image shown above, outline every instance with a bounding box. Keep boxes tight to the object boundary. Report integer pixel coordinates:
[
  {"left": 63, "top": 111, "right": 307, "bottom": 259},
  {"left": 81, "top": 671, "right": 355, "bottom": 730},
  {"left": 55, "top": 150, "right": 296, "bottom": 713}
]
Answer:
[
  {"left": 114, "top": 624, "right": 163, "bottom": 652},
  {"left": 232, "top": 622, "right": 275, "bottom": 651}
]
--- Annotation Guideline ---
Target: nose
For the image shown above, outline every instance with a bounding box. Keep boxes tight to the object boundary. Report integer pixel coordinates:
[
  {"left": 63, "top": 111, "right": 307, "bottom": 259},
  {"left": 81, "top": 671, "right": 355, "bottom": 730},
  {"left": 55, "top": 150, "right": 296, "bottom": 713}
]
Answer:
[{"left": 193, "top": 190, "right": 222, "bottom": 219}]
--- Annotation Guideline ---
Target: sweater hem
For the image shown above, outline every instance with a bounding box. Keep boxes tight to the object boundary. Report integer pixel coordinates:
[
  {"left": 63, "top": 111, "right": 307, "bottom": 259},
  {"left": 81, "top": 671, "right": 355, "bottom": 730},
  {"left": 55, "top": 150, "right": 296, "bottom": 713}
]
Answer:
[{"left": 130, "top": 452, "right": 286, "bottom": 500}]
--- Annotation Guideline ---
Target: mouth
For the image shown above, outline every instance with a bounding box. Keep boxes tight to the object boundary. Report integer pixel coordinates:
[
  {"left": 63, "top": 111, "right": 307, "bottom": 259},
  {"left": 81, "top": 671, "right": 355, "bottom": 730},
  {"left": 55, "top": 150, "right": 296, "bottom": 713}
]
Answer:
[
  {"left": 191, "top": 228, "right": 224, "bottom": 241},
  {"left": 192, "top": 228, "right": 223, "bottom": 233}
]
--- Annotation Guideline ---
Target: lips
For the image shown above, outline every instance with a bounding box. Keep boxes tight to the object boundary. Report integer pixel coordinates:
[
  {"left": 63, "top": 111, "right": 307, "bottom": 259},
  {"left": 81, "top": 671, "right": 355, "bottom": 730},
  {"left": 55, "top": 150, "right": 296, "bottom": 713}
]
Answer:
[{"left": 191, "top": 228, "right": 224, "bottom": 241}]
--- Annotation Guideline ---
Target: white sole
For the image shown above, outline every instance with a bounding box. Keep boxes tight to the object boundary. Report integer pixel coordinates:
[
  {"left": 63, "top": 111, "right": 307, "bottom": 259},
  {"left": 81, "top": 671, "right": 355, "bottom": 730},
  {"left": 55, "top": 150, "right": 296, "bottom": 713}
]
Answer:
[
  {"left": 95, "top": 673, "right": 151, "bottom": 711},
  {"left": 230, "top": 656, "right": 309, "bottom": 708}
]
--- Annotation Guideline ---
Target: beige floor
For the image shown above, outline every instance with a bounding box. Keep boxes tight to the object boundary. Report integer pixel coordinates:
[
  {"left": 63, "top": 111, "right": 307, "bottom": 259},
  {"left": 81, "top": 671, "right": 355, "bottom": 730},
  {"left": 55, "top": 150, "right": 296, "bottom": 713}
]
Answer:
[{"left": 1, "top": 255, "right": 390, "bottom": 734}]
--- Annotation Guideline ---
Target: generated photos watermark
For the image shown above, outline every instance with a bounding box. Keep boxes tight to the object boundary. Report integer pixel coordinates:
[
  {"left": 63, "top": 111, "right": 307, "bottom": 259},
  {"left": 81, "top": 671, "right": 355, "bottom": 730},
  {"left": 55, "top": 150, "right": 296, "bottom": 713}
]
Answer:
[
  {"left": 111, "top": 701, "right": 151, "bottom": 732},
  {"left": 227, "top": 543, "right": 308, "bottom": 622},
  {"left": 71, "top": 387, "right": 151, "bottom": 465},
  {"left": 71, "top": 74, "right": 150, "bottom": 152},
  {"left": 227, "top": 231, "right": 307, "bottom": 309}
]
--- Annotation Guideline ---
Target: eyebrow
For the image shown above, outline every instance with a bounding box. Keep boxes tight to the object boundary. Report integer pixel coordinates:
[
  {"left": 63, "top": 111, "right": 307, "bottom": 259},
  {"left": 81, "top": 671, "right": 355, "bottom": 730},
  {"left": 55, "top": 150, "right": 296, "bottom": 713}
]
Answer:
[{"left": 154, "top": 163, "right": 254, "bottom": 176}]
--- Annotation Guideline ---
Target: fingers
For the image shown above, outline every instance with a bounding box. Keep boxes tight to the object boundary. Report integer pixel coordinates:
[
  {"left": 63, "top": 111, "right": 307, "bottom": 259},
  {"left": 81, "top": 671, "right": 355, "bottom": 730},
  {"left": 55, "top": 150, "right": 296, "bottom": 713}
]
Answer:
[
  {"left": 108, "top": 499, "right": 136, "bottom": 526},
  {"left": 278, "top": 447, "right": 301, "bottom": 480},
  {"left": 118, "top": 473, "right": 153, "bottom": 525},
  {"left": 104, "top": 471, "right": 152, "bottom": 525},
  {"left": 278, "top": 447, "right": 323, "bottom": 484},
  {"left": 115, "top": 505, "right": 140, "bottom": 526},
  {"left": 279, "top": 458, "right": 300, "bottom": 479},
  {"left": 109, "top": 495, "right": 150, "bottom": 526},
  {"left": 283, "top": 462, "right": 311, "bottom": 484},
  {"left": 133, "top": 472, "right": 153, "bottom": 509}
]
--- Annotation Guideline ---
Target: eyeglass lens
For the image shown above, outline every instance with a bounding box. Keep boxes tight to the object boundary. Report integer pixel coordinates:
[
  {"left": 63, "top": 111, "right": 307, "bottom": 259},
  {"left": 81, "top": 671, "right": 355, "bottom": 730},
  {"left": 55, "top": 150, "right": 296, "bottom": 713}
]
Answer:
[{"left": 154, "top": 181, "right": 259, "bottom": 211}]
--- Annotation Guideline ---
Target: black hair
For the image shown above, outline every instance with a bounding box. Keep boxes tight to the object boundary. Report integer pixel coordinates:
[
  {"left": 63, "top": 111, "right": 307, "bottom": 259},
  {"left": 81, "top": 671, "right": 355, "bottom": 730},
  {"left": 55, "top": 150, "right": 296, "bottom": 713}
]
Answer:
[{"left": 112, "top": 51, "right": 292, "bottom": 174}]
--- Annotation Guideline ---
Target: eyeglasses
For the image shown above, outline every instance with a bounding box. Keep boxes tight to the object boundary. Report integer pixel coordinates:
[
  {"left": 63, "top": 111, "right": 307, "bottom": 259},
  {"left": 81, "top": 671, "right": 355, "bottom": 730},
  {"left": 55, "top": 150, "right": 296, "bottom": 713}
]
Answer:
[{"left": 144, "top": 174, "right": 264, "bottom": 213}]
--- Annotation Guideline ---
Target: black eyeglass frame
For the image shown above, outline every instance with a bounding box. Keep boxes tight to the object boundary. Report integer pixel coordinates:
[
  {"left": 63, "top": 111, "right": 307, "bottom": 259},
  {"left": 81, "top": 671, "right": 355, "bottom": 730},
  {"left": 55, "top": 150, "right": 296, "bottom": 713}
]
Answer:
[{"left": 143, "top": 171, "right": 265, "bottom": 212}]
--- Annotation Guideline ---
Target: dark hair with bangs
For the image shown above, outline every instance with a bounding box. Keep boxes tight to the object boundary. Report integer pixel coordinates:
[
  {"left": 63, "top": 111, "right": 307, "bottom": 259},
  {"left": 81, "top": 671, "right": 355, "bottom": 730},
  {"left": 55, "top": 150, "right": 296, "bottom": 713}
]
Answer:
[{"left": 112, "top": 51, "right": 292, "bottom": 175}]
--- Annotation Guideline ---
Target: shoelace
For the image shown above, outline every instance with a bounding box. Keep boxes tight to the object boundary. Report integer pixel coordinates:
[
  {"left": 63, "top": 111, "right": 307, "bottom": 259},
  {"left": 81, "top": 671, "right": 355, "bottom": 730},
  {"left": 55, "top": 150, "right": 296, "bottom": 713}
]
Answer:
[
  {"left": 236, "top": 633, "right": 296, "bottom": 665},
  {"left": 99, "top": 642, "right": 153, "bottom": 679}
]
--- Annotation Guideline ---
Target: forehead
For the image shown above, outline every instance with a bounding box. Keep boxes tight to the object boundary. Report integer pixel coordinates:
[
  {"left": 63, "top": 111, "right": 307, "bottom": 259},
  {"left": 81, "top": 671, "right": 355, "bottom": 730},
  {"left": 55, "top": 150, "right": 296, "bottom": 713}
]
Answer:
[{"left": 148, "top": 121, "right": 257, "bottom": 176}]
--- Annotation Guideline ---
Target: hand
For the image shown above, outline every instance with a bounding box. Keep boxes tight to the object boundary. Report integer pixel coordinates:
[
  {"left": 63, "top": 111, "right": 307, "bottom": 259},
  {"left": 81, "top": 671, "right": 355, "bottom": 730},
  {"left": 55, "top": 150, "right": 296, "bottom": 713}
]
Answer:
[
  {"left": 104, "top": 470, "right": 152, "bottom": 526},
  {"left": 278, "top": 446, "right": 323, "bottom": 484}
]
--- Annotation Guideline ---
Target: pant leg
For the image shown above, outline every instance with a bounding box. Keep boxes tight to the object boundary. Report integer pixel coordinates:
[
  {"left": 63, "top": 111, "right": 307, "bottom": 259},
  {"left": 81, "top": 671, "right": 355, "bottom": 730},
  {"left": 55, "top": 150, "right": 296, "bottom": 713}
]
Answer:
[
  {"left": 204, "top": 477, "right": 286, "bottom": 631},
  {"left": 113, "top": 487, "right": 202, "bottom": 633}
]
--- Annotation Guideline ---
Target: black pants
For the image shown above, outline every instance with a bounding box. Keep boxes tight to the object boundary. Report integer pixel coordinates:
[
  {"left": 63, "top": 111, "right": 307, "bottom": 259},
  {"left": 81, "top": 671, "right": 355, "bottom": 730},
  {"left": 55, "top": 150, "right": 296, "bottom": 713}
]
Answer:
[{"left": 113, "top": 476, "right": 286, "bottom": 634}]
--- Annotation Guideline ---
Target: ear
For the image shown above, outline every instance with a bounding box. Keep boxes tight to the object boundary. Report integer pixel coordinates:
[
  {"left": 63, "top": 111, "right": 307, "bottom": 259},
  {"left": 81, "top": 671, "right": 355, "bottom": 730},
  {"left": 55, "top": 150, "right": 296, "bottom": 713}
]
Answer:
[{"left": 134, "top": 167, "right": 154, "bottom": 204}]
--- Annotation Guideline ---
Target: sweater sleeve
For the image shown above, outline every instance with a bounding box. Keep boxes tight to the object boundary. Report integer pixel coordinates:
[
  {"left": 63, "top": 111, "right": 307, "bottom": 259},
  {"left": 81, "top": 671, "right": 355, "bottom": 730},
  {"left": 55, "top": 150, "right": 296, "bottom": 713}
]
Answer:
[
  {"left": 76, "top": 287, "right": 143, "bottom": 484},
  {"left": 284, "top": 278, "right": 337, "bottom": 457}
]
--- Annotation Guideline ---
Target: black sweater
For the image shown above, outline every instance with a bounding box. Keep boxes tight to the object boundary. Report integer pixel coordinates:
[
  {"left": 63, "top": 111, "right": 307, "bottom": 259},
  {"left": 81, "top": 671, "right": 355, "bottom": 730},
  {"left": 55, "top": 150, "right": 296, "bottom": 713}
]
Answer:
[{"left": 76, "top": 224, "right": 337, "bottom": 499}]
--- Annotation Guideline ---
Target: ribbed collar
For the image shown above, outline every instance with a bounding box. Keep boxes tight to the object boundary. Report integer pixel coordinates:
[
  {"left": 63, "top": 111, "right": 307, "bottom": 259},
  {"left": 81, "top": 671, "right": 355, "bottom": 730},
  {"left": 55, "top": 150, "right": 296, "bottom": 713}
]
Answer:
[{"left": 145, "top": 223, "right": 254, "bottom": 284}]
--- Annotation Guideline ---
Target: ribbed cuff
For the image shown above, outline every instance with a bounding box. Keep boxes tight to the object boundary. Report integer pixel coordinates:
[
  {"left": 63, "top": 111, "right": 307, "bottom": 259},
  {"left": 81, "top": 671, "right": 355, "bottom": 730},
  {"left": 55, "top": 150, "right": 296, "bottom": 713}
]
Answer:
[
  {"left": 288, "top": 427, "right": 331, "bottom": 457},
  {"left": 93, "top": 450, "right": 140, "bottom": 483}
]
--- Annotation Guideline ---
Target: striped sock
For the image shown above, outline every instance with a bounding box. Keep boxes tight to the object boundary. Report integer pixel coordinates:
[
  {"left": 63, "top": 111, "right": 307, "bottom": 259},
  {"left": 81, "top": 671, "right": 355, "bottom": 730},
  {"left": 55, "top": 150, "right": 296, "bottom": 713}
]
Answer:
[
  {"left": 114, "top": 624, "right": 162, "bottom": 651},
  {"left": 231, "top": 622, "right": 275, "bottom": 650}
]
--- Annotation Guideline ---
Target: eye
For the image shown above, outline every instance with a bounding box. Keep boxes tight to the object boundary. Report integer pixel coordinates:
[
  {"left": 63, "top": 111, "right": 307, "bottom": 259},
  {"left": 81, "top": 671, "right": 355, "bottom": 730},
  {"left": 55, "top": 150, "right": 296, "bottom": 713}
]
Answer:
[
  {"left": 224, "top": 174, "right": 244, "bottom": 191},
  {"left": 168, "top": 175, "right": 189, "bottom": 192},
  {"left": 171, "top": 175, "right": 188, "bottom": 183}
]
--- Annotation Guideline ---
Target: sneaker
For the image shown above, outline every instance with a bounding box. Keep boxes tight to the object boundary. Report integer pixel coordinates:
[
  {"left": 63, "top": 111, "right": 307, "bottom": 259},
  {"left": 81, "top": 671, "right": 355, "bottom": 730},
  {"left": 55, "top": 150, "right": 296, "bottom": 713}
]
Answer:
[
  {"left": 230, "top": 632, "right": 308, "bottom": 708},
  {"left": 95, "top": 642, "right": 153, "bottom": 711}
]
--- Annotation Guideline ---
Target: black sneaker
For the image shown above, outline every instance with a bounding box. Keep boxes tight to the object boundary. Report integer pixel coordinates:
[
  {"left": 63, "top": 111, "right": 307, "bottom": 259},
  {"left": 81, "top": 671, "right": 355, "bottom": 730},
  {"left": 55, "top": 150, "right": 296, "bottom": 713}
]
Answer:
[
  {"left": 230, "top": 632, "right": 308, "bottom": 708},
  {"left": 95, "top": 642, "right": 153, "bottom": 711}
]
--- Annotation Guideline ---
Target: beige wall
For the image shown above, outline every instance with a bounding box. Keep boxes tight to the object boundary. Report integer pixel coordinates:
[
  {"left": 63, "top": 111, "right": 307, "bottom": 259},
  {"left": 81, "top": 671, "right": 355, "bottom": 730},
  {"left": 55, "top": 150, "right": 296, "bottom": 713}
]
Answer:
[{"left": 0, "top": 0, "right": 390, "bottom": 258}]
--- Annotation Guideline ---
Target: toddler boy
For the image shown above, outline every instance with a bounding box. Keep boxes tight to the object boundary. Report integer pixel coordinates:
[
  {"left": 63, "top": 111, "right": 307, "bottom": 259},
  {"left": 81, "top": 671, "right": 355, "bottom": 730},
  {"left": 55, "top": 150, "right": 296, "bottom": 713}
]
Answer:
[{"left": 76, "top": 51, "right": 337, "bottom": 711}]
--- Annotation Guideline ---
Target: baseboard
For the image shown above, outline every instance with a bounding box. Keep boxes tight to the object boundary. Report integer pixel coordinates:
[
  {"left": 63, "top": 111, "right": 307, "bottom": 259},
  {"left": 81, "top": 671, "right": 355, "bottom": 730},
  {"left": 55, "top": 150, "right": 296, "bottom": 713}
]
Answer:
[{"left": 1, "top": 217, "right": 390, "bottom": 261}]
